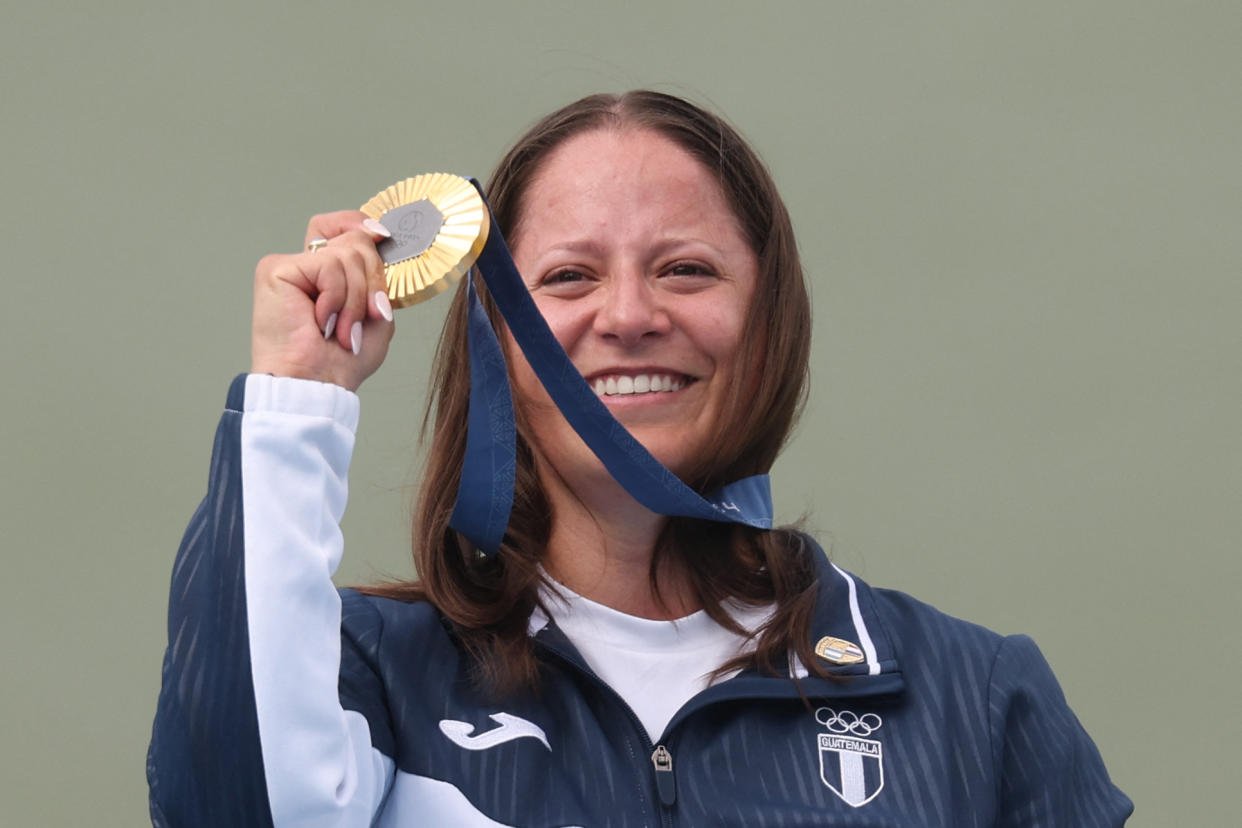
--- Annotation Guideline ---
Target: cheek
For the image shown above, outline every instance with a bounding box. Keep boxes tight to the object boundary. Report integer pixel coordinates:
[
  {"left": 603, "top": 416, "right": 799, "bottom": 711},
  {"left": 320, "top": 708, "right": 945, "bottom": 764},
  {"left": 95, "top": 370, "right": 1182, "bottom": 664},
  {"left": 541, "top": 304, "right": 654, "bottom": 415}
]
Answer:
[
  {"left": 531, "top": 298, "right": 591, "bottom": 354},
  {"left": 694, "top": 304, "right": 749, "bottom": 367}
]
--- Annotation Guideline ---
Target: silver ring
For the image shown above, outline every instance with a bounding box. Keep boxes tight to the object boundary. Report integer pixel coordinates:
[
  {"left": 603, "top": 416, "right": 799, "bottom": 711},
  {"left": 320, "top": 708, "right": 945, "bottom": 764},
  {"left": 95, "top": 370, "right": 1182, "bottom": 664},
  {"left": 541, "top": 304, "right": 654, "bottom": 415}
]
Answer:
[{"left": 307, "top": 237, "right": 329, "bottom": 253}]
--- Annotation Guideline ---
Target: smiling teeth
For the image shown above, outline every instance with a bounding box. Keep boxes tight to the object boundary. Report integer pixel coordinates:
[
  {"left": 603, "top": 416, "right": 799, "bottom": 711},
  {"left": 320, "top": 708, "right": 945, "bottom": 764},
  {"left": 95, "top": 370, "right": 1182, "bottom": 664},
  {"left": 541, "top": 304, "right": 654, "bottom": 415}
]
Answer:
[{"left": 592, "top": 374, "right": 685, "bottom": 397}]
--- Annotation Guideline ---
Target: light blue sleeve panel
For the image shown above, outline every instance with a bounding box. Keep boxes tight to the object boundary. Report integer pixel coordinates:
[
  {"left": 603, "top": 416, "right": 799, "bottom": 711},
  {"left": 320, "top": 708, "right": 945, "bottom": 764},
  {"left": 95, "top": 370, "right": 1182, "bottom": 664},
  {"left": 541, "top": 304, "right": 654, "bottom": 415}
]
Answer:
[{"left": 148, "top": 375, "right": 394, "bottom": 827}]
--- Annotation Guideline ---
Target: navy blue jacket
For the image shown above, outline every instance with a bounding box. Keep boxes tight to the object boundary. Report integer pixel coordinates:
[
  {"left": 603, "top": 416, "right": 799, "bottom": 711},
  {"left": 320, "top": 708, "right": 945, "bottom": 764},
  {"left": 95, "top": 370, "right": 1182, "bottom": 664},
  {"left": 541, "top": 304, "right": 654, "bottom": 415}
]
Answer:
[{"left": 148, "top": 375, "right": 1132, "bottom": 826}]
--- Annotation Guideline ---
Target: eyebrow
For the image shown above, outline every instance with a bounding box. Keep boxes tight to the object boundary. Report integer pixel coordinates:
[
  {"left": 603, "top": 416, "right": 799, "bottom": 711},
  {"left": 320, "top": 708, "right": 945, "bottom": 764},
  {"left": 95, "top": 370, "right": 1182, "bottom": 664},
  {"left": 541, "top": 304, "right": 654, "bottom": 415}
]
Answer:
[
  {"left": 542, "top": 236, "right": 726, "bottom": 261},
  {"left": 543, "top": 239, "right": 608, "bottom": 258}
]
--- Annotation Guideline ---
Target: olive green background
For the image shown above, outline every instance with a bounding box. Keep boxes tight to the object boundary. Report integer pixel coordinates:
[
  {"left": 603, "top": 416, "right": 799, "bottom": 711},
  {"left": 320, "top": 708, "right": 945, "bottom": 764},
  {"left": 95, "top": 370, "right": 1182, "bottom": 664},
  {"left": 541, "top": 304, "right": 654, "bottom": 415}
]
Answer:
[{"left": 2, "top": 1, "right": 1237, "bottom": 825}]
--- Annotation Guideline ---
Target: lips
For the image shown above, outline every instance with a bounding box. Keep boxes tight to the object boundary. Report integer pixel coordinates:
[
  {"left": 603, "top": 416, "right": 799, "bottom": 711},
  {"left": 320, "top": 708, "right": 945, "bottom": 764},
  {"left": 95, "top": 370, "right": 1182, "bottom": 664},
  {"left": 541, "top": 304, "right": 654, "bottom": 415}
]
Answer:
[{"left": 589, "top": 372, "right": 691, "bottom": 397}]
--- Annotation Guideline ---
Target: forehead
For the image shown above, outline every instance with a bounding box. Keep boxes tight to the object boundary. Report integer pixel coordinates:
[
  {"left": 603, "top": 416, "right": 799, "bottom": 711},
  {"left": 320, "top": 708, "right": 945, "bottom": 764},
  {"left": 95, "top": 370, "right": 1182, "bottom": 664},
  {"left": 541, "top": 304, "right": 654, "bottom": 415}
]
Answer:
[{"left": 513, "top": 128, "right": 747, "bottom": 248}]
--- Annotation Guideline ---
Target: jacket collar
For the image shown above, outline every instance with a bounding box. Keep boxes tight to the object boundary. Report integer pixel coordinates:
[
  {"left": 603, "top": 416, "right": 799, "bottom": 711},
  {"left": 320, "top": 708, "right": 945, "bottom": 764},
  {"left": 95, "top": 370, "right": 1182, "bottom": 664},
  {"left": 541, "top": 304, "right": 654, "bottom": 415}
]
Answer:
[
  {"left": 676, "top": 538, "right": 905, "bottom": 709},
  {"left": 529, "top": 535, "right": 905, "bottom": 707},
  {"left": 803, "top": 535, "right": 902, "bottom": 681}
]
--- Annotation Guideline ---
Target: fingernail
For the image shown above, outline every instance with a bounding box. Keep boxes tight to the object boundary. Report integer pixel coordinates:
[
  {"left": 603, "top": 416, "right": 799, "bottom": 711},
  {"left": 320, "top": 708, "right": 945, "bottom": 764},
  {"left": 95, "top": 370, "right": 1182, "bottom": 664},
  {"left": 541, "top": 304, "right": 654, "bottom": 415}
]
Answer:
[
  {"left": 362, "top": 218, "right": 391, "bottom": 238},
  {"left": 350, "top": 321, "right": 363, "bottom": 355},
  {"left": 323, "top": 312, "right": 338, "bottom": 340},
  {"left": 375, "top": 290, "right": 393, "bottom": 322}
]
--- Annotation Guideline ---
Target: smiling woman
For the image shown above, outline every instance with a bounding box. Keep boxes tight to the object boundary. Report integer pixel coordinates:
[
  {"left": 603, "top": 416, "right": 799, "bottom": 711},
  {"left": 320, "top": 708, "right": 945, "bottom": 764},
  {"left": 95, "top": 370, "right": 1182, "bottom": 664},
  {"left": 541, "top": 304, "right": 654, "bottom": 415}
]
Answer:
[
  {"left": 513, "top": 129, "right": 757, "bottom": 476},
  {"left": 147, "top": 91, "right": 1132, "bottom": 826},
  {"left": 510, "top": 128, "right": 762, "bottom": 611},
  {"left": 401, "top": 93, "right": 815, "bottom": 695}
]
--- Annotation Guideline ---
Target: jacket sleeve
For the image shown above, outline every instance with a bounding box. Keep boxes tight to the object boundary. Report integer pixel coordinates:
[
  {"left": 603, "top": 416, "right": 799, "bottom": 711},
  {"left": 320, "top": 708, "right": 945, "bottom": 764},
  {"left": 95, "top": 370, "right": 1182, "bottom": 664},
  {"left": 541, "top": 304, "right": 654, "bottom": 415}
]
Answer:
[
  {"left": 989, "top": 634, "right": 1133, "bottom": 827},
  {"left": 148, "top": 374, "right": 395, "bottom": 827}
]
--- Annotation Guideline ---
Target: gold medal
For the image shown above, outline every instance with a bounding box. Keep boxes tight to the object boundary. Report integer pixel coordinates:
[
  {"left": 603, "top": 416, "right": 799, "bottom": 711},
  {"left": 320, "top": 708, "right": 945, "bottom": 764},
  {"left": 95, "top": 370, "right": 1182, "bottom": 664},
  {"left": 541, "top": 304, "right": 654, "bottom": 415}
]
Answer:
[{"left": 360, "top": 173, "right": 490, "bottom": 308}]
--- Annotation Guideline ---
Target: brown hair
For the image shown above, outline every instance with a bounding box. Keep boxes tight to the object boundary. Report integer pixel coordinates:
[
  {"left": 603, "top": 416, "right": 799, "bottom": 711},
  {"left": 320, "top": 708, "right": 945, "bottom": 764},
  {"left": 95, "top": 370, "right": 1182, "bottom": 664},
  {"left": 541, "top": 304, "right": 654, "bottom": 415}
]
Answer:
[{"left": 362, "top": 91, "right": 824, "bottom": 695}]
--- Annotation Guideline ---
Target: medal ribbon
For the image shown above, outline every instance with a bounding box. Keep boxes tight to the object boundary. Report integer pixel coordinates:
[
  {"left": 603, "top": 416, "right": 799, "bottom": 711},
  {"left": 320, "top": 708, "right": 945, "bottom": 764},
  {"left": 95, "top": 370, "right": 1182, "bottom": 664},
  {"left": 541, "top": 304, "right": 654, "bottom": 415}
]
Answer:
[{"left": 449, "top": 181, "right": 773, "bottom": 555}]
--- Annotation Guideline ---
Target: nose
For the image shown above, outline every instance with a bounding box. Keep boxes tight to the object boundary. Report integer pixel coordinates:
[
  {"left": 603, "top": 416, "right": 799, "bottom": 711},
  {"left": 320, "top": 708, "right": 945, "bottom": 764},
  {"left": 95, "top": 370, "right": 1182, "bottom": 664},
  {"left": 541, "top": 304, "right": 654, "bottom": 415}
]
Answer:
[{"left": 593, "top": 271, "right": 671, "bottom": 346}]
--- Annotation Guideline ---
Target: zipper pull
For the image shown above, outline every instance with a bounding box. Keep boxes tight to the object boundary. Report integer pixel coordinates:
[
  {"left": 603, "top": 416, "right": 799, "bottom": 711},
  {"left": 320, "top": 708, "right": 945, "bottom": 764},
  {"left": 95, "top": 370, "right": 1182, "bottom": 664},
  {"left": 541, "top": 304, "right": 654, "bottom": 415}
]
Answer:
[{"left": 651, "top": 745, "right": 676, "bottom": 806}]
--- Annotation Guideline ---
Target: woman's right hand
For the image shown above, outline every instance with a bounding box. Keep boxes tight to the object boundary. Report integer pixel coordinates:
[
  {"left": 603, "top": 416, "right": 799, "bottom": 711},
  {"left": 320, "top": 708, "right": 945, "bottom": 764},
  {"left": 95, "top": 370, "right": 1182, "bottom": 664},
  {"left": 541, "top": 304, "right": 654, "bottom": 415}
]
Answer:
[{"left": 250, "top": 212, "right": 396, "bottom": 391}]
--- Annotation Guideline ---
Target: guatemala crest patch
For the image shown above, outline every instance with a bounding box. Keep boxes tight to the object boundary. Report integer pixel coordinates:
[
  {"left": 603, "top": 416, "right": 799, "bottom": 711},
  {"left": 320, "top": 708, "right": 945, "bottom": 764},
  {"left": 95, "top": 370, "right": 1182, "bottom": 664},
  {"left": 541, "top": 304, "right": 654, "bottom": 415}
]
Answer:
[{"left": 815, "top": 707, "right": 884, "bottom": 807}]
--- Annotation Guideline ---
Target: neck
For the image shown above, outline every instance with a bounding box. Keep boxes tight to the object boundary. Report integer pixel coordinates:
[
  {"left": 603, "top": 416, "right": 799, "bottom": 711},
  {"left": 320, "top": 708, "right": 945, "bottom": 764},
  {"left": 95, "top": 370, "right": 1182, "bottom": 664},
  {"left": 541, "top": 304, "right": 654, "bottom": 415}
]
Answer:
[{"left": 538, "top": 461, "right": 698, "bottom": 620}]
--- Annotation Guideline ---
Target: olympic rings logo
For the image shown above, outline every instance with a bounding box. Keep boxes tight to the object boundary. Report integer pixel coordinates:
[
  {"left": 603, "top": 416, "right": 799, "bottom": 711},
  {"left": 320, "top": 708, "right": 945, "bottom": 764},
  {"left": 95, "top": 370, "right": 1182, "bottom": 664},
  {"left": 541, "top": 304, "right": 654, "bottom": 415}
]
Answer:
[{"left": 815, "top": 707, "right": 883, "bottom": 737}]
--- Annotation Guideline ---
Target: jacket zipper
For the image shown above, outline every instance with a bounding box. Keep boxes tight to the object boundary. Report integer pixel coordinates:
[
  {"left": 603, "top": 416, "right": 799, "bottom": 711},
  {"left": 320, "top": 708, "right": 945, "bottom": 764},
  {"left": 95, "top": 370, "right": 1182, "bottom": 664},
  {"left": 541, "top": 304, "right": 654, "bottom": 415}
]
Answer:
[
  {"left": 651, "top": 745, "right": 676, "bottom": 807},
  {"left": 537, "top": 637, "right": 677, "bottom": 826}
]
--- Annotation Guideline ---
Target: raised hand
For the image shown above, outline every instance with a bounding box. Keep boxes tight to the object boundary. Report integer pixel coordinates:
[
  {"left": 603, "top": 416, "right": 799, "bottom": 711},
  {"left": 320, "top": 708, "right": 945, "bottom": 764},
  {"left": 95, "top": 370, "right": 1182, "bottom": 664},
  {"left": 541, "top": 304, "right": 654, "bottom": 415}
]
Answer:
[{"left": 250, "top": 211, "right": 396, "bottom": 391}]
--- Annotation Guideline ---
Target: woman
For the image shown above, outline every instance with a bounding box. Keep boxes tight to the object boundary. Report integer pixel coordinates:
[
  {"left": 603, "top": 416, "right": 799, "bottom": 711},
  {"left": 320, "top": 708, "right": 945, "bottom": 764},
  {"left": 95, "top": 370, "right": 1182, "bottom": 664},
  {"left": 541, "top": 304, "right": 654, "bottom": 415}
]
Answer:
[{"left": 148, "top": 91, "right": 1131, "bottom": 826}]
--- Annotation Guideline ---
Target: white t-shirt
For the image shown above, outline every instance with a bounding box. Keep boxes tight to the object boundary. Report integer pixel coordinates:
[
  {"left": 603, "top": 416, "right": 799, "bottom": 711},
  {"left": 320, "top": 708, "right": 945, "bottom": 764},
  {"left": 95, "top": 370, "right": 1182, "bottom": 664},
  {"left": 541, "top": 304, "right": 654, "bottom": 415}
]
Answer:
[{"left": 534, "top": 580, "right": 774, "bottom": 744}]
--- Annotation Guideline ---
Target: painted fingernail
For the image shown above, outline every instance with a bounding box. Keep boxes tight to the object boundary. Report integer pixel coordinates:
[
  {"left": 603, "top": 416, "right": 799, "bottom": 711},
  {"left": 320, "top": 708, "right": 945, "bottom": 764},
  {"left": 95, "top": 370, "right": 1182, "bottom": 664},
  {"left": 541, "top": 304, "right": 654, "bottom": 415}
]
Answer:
[
  {"left": 375, "top": 290, "right": 394, "bottom": 322},
  {"left": 362, "top": 218, "right": 391, "bottom": 238},
  {"left": 323, "top": 312, "right": 338, "bottom": 340},
  {"left": 350, "top": 321, "right": 363, "bottom": 355}
]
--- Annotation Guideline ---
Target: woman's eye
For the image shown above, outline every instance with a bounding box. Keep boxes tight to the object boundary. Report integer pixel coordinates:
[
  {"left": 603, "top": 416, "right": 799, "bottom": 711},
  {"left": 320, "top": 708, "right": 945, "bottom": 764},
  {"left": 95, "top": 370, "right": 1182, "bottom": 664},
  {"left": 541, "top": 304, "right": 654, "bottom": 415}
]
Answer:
[
  {"left": 665, "top": 262, "right": 716, "bottom": 278},
  {"left": 542, "top": 269, "right": 589, "bottom": 285}
]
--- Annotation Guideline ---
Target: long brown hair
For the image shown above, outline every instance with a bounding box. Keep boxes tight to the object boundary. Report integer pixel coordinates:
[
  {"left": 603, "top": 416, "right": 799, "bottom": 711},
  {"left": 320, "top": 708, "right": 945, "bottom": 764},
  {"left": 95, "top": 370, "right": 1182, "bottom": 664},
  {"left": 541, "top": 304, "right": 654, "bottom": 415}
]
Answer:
[{"left": 362, "top": 91, "right": 824, "bottom": 694}]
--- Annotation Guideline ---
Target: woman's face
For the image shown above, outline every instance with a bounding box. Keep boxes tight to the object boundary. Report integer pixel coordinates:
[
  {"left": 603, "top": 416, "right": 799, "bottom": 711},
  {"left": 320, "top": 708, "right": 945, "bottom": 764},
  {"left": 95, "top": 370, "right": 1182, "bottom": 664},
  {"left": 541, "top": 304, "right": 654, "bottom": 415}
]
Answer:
[{"left": 508, "top": 128, "right": 758, "bottom": 488}]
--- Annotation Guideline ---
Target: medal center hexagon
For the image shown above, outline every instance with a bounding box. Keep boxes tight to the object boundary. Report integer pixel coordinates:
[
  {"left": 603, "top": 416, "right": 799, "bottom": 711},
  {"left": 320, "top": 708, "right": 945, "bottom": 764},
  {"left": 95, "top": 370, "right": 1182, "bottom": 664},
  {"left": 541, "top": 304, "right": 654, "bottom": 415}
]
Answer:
[{"left": 378, "top": 199, "right": 445, "bottom": 265}]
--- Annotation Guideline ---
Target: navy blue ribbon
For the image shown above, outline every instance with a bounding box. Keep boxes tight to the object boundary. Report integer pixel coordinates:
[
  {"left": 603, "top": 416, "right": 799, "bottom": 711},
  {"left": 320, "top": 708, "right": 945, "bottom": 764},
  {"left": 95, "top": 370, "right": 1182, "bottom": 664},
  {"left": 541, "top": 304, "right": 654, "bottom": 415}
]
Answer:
[{"left": 448, "top": 181, "right": 773, "bottom": 555}]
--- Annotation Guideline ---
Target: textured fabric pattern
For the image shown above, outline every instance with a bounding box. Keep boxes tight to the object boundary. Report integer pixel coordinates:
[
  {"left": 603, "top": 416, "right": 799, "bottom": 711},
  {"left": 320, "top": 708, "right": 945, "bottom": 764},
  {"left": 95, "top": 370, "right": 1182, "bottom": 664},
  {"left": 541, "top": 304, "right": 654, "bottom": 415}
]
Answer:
[
  {"left": 337, "top": 573, "right": 1132, "bottom": 827},
  {"left": 147, "top": 375, "right": 274, "bottom": 827},
  {"left": 148, "top": 376, "right": 1133, "bottom": 826},
  {"left": 450, "top": 274, "right": 516, "bottom": 553}
]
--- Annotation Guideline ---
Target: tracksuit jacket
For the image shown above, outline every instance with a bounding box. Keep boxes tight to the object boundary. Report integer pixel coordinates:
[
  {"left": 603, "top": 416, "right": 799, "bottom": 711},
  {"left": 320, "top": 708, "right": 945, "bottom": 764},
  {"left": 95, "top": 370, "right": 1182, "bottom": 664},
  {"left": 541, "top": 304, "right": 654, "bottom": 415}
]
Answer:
[{"left": 147, "top": 374, "right": 1133, "bottom": 826}]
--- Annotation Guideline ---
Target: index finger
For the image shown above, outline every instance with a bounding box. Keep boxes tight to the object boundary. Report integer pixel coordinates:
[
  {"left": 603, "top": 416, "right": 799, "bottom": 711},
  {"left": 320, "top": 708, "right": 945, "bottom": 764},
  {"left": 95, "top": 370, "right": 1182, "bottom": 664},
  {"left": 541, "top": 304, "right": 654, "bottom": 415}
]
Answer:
[{"left": 304, "top": 210, "right": 374, "bottom": 248}]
